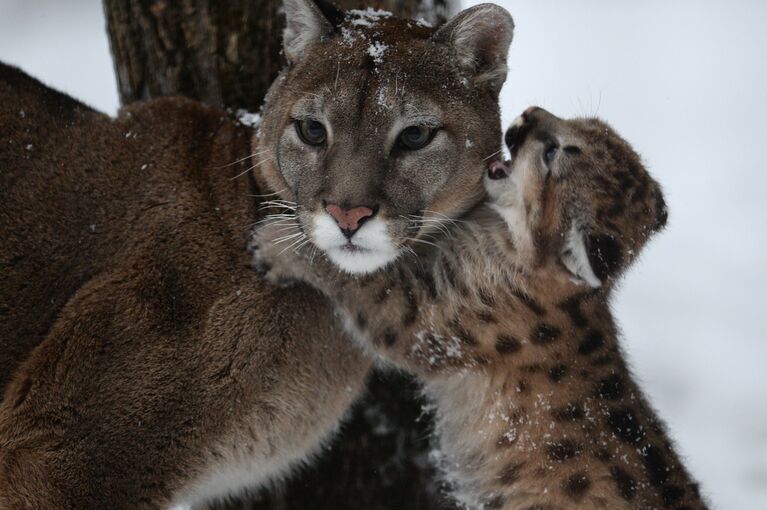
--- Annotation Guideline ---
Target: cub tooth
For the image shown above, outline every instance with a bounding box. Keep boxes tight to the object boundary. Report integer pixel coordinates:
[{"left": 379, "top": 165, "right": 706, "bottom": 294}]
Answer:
[{"left": 511, "top": 115, "right": 525, "bottom": 128}]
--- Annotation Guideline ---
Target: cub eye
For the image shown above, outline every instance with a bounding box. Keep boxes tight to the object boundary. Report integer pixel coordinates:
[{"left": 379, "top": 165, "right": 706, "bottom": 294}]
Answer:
[
  {"left": 543, "top": 144, "right": 558, "bottom": 165},
  {"left": 296, "top": 119, "right": 327, "bottom": 146},
  {"left": 398, "top": 125, "right": 433, "bottom": 150}
]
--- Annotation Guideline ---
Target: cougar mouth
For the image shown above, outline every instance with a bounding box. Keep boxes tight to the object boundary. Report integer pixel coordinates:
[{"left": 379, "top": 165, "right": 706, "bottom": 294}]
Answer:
[{"left": 309, "top": 211, "right": 401, "bottom": 274}]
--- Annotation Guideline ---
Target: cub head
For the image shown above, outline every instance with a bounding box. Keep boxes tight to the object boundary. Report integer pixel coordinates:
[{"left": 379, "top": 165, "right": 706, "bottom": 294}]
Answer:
[
  {"left": 256, "top": 0, "right": 514, "bottom": 274},
  {"left": 486, "top": 107, "right": 668, "bottom": 289}
]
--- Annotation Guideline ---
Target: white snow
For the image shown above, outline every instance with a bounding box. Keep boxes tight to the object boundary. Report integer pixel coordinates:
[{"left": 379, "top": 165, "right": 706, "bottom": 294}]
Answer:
[
  {"left": 347, "top": 7, "right": 392, "bottom": 28},
  {"left": 415, "top": 17, "right": 433, "bottom": 28},
  {"left": 235, "top": 109, "right": 261, "bottom": 128},
  {"left": 367, "top": 41, "right": 389, "bottom": 64},
  {"left": 1, "top": 1, "right": 765, "bottom": 508}
]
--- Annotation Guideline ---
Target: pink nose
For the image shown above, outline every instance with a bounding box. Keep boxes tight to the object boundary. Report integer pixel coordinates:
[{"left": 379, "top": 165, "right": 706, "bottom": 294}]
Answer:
[
  {"left": 522, "top": 106, "right": 539, "bottom": 122},
  {"left": 325, "top": 203, "right": 376, "bottom": 239},
  {"left": 487, "top": 160, "right": 510, "bottom": 180}
]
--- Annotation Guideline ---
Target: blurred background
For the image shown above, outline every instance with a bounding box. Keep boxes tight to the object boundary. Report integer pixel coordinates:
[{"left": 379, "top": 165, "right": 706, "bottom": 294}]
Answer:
[{"left": 1, "top": 1, "right": 765, "bottom": 508}]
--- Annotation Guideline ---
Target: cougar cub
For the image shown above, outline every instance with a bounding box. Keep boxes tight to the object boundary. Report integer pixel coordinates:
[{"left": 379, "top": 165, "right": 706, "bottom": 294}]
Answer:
[{"left": 252, "top": 108, "right": 709, "bottom": 509}]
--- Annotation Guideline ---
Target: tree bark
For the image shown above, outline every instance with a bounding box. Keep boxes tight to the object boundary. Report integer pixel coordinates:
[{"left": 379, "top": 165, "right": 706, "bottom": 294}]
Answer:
[
  {"left": 104, "top": 0, "right": 455, "bottom": 113},
  {"left": 103, "top": 1, "right": 457, "bottom": 508}
]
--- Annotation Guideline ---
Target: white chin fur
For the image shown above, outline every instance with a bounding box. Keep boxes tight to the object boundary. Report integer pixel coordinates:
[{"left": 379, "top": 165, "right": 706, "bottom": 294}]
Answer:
[{"left": 311, "top": 213, "right": 400, "bottom": 274}]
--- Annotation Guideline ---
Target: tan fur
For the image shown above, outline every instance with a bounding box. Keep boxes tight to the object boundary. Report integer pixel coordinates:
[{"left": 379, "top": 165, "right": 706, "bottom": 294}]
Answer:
[
  {"left": 0, "top": 62, "right": 371, "bottom": 509},
  {"left": 253, "top": 108, "right": 708, "bottom": 509}
]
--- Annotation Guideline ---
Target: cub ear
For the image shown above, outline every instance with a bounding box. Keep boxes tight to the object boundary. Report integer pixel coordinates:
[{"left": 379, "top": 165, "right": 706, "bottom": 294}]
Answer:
[
  {"left": 283, "top": 0, "right": 336, "bottom": 64},
  {"left": 560, "top": 224, "right": 602, "bottom": 288},
  {"left": 561, "top": 225, "right": 625, "bottom": 288},
  {"left": 433, "top": 3, "right": 515, "bottom": 89}
]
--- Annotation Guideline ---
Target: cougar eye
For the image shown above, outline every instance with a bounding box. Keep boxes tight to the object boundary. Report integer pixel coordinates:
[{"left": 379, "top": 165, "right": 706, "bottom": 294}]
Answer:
[
  {"left": 543, "top": 144, "right": 558, "bottom": 165},
  {"left": 398, "top": 126, "right": 433, "bottom": 150},
  {"left": 295, "top": 119, "right": 327, "bottom": 146}
]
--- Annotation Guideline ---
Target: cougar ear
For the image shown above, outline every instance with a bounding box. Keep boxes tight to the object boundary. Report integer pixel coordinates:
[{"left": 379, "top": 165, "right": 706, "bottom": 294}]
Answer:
[
  {"left": 283, "top": 0, "right": 335, "bottom": 64},
  {"left": 433, "top": 3, "right": 515, "bottom": 89},
  {"left": 560, "top": 224, "right": 602, "bottom": 288}
]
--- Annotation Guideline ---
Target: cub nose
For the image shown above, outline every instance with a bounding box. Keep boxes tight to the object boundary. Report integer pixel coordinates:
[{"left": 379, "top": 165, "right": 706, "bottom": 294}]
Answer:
[
  {"left": 325, "top": 203, "right": 376, "bottom": 239},
  {"left": 521, "top": 106, "right": 539, "bottom": 121},
  {"left": 505, "top": 106, "right": 541, "bottom": 151},
  {"left": 487, "top": 160, "right": 510, "bottom": 180}
]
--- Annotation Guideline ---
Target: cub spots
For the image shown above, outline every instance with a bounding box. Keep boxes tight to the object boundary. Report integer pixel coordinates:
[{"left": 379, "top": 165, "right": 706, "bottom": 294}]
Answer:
[
  {"left": 498, "top": 461, "right": 525, "bottom": 485},
  {"left": 374, "top": 281, "right": 394, "bottom": 304},
  {"left": 548, "top": 364, "right": 568, "bottom": 382},
  {"left": 531, "top": 323, "right": 561, "bottom": 345},
  {"left": 477, "top": 310, "right": 497, "bottom": 323},
  {"left": 594, "top": 448, "right": 613, "bottom": 462},
  {"left": 413, "top": 266, "right": 438, "bottom": 301},
  {"left": 479, "top": 287, "right": 496, "bottom": 307},
  {"left": 483, "top": 494, "right": 507, "bottom": 509},
  {"left": 577, "top": 330, "right": 604, "bottom": 355},
  {"left": 606, "top": 407, "right": 645, "bottom": 443},
  {"left": 552, "top": 402, "right": 583, "bottom": 422},
  {"left": 642, "top": 443, "right": 670, "bottom": 487},
  {"left": 401, "top": 284, "right": 418, "bottom": 326},
  {"left": 511, "top": 288, "right": 546, "bottom": 316},
  {"left": 452, "top": 323, "right": 479, "bottom": 346},
  {"left": 355, "top": 311, "right": 367, "bottom": 329},
  {"left": 495, "top": 334, "right": 522, "bottom": 354},
  {"left": 562, "top": 472, "right": 591, "bottom": 500},
  {"left": 596, "top": 374, "right": 625, "bottom": 400},
  {"left": 662, "top": 485, "right": 685, "bottom": 505},
  {"left": 587, "top": 233, "right": 623, "bottom": 281},
  {"left": 610, "top": 465, "right": 637, "bottom": 501},
  {"left": 546, "top": 439, "right": 581, "bottom": 461},
  {"left": 382, "top": 328, "right": 398, "bottom": 347},
  {"left": 557, "top": 293, "right": 590, "bottom": 329}
]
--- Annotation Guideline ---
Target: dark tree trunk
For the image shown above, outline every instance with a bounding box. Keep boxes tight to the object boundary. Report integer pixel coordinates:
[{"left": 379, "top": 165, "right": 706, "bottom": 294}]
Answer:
[
  {"left": 104, "top": 0, "right": 454, "bottom": 112},
  {"left": 102, "top": 1, "right": 457, "bottom": 509}
]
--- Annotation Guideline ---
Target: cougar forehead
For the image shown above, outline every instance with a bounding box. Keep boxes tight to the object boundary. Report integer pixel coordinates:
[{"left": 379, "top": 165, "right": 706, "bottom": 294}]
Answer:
[{"left": 256, "top": 4, "right": 510, "bottom": 274}]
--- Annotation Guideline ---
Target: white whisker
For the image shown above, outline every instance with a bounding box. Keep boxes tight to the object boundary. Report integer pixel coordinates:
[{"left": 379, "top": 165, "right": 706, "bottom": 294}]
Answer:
[{"left": 231, "top": 157, "right": 274, "bottom": 180}]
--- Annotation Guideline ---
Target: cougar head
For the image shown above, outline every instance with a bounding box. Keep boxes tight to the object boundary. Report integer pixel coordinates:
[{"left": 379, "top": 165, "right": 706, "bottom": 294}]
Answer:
[
  {"left": 486, "top": 107, "right": 668, "bottom": 289},
  {"left": 256, "top": 0, "right": 514, "bottom": 274}
]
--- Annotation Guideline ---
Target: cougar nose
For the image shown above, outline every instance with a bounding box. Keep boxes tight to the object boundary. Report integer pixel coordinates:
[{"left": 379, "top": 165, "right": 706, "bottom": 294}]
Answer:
[{"left": 325, "top": 203, "right": 376, "bottom": 239}]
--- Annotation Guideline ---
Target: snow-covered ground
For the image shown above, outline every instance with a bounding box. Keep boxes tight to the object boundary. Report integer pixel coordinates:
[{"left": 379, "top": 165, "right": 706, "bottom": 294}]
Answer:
[{"left": 1, "top": 1, "right": 765, "bottom": 508}]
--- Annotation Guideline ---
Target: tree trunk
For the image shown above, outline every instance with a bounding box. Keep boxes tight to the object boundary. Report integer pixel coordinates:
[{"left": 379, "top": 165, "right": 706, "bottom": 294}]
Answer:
[
  {"left": 104, "top": 0, "right": 455, "bottom": 113},
  {"left": 103, "top": 1, "right": 457, "bottom": 509}
]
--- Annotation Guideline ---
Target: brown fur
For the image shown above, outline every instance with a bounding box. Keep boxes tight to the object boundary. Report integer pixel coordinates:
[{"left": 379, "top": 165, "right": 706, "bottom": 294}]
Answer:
[
  {"left": 0, "top": 62, "right": 371, "bottom": 509},
  {"left": 253, "top": 108, "right": 708, "bottom": 509}
]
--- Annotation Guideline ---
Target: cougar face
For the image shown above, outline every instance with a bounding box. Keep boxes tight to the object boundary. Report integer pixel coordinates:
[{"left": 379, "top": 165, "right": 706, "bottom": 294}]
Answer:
[
  {"left": 486, "top": 107, "right": 668, "bottom": 287},
  {"left": 257, "top": 1, "right": 514, "bottom": 274}
]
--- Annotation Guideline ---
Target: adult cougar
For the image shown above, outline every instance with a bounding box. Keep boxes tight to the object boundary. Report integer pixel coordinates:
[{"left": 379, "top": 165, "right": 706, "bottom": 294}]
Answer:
[{"left": 0, "top": 1, "right": 513, "bottom": 508}]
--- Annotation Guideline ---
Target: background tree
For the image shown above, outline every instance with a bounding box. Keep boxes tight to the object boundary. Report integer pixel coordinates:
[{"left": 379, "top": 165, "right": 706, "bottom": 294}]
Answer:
[{"left": 102, "top": 1, "right": 458, "bottom": 508}]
